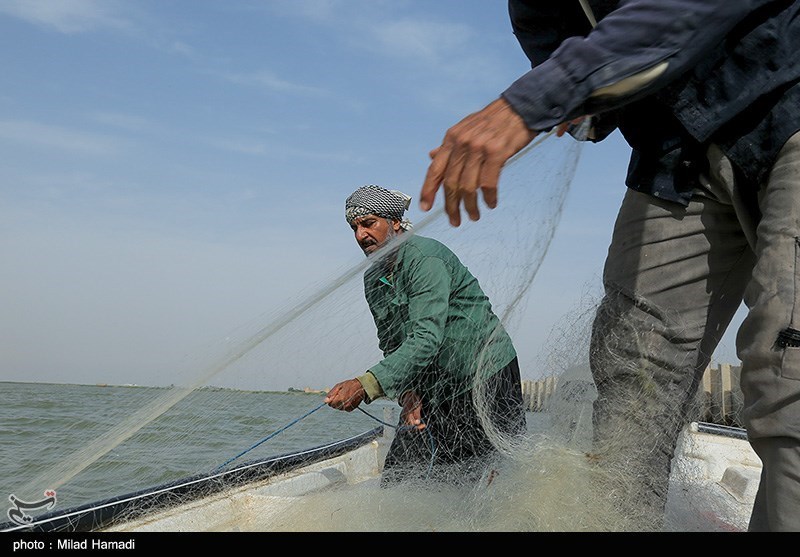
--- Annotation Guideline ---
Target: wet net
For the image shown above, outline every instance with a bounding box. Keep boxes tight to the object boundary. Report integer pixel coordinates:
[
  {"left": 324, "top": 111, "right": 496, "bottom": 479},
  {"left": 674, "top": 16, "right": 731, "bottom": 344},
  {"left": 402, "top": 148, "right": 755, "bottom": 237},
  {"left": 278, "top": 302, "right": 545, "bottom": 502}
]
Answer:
[{"left": 0, "top": 132, "right": 755, "bottom": 533}]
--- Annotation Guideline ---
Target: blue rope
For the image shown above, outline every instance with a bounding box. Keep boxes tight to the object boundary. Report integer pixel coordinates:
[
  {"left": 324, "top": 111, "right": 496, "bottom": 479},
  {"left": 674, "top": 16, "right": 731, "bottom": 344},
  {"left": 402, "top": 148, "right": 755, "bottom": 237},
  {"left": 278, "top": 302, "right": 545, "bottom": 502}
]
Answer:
[
  {"left": 214, "top": 400, "right": 437, "bottom": 479},
  {"left": 213, "top": 401, "right": 326, "bottom": 472}
]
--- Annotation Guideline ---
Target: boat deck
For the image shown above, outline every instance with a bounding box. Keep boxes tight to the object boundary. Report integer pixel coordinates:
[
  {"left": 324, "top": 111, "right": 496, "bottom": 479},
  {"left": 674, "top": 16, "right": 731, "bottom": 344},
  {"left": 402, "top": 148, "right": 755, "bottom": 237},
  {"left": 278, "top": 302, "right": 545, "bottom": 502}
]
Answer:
[
  {"left": 1, "top": 419, "right": 761, "bottom": 532},
  {"left": 106, "top": 421, "right": 760, "bottom": 532}
]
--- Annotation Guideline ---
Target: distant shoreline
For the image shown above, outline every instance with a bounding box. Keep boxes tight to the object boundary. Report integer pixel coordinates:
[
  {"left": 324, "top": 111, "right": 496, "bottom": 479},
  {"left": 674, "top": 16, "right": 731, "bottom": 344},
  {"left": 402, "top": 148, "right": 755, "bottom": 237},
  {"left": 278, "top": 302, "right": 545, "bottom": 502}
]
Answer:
[{"left": 0, "top": 380, "right": 327, "bottom": 395}]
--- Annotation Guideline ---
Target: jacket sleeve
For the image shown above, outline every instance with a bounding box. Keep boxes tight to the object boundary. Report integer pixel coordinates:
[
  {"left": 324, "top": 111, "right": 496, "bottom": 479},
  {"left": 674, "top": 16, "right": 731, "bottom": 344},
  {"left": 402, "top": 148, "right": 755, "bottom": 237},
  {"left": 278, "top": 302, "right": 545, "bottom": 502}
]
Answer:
[
  {"left": 503, "top": 0, "right": 779, "bottom": 132},
  {"left": 367, "top": 256, "right": 451, "bottom": 400}
]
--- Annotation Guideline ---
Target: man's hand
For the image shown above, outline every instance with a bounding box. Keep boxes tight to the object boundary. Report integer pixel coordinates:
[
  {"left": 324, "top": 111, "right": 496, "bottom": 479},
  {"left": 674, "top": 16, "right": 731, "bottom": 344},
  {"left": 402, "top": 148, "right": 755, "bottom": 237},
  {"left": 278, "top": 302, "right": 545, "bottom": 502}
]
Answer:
[
  {"left": 399, "top": 390, "right": 426, "bottom": 431},
  {"left": 419, "top": 97, "right": 537, "bottom": 227},
  {"left": 324, "top": 379, "right": 366, "bottom": 412}
]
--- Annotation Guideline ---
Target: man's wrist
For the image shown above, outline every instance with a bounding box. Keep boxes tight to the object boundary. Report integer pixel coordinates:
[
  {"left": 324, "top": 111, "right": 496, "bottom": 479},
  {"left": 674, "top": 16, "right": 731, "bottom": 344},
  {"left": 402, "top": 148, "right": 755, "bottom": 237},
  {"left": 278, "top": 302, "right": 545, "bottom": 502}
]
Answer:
[{"left": 356, "top": 371, "right": 383, "bottom": 403}]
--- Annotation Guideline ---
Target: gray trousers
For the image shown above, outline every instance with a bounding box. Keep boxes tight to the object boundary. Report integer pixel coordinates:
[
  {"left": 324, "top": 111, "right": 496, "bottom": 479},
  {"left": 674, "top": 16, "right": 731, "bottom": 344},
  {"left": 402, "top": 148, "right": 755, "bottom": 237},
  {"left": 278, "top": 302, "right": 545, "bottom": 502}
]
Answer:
[{"left": 590, "top": 131, "right": 800, "bottom": 532}]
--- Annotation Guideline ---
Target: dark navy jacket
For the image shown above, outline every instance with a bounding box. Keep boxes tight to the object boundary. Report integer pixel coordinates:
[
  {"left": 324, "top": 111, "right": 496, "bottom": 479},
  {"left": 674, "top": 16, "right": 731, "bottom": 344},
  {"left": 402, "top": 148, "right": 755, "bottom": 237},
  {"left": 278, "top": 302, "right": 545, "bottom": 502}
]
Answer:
[{"left": 502, "top": 0, "right": 800, "bottom": 205}]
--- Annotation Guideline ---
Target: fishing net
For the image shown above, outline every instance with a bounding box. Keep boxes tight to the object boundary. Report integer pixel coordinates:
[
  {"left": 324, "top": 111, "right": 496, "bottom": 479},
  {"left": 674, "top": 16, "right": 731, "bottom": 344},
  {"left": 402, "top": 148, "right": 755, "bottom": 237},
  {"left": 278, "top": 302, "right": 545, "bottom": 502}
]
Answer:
[{"left": 0, "top": 132, "right": 755, "bottom": 533}]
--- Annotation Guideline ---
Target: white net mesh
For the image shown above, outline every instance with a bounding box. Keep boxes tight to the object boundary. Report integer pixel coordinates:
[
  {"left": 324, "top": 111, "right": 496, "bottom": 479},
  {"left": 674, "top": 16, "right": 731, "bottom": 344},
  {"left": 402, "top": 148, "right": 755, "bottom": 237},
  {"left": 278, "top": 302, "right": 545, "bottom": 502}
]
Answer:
[{"left": 1, "top": 133, "right": 754, "bottom": 533}]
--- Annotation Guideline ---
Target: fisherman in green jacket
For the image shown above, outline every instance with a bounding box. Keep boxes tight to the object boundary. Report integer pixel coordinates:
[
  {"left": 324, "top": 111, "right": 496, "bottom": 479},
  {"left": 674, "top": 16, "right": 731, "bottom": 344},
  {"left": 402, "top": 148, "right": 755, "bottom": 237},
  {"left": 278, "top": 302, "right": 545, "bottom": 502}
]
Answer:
[{"left": 325, "top": 184, "right": 527, "bottom": 486}]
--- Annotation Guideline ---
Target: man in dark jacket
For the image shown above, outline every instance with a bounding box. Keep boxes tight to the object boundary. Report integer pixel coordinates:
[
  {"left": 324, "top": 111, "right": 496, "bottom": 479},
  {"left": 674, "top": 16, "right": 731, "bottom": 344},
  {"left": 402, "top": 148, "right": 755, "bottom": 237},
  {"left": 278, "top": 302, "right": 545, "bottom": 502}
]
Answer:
[{"left": 419, "top": 0, "right": 800, "bottom": 531}]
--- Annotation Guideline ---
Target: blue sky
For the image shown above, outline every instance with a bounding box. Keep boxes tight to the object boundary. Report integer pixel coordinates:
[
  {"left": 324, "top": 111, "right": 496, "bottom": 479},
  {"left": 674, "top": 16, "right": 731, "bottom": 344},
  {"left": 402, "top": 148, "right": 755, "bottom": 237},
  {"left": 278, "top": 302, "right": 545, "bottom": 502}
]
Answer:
[{"left": 0, "top": 0, "right": 743, "bottom": 388}]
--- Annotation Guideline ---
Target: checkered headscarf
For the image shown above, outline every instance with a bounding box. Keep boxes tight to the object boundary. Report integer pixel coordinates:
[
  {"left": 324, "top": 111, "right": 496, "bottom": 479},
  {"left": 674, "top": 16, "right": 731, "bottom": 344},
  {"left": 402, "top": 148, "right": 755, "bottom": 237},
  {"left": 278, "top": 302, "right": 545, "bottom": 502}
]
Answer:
[{"left": 345, "top": 185, "right": 413, "bottom": 230}]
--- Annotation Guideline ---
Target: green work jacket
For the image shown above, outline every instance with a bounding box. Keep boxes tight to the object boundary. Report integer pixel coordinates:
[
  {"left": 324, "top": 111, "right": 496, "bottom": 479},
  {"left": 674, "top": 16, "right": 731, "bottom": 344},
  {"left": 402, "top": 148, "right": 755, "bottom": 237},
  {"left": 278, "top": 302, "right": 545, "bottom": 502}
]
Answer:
[{"left": 363, "top": 234, "right": 517, "bottom": 405}]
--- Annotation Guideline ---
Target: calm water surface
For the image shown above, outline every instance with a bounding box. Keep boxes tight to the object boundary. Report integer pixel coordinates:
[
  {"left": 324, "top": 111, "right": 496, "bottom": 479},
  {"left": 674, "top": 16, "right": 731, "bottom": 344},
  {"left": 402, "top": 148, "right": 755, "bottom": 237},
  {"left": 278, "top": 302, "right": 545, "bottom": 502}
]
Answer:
[{"left": 0, "top": 381, "right": 387, "bottom": 511}]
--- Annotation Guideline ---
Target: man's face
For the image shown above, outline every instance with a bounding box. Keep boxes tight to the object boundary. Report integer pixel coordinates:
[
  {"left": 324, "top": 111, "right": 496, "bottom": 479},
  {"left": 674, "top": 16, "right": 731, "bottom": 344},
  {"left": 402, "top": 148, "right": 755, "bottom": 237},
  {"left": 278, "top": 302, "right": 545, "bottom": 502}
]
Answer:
[{"left": 350, "top": 214, "right": 402, "bottom": 255}]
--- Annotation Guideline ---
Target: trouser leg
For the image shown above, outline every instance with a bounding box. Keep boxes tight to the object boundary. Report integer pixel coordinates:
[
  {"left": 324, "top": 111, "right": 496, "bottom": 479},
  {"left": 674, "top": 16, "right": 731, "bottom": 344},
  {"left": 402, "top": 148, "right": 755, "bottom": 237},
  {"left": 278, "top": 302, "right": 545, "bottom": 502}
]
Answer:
[
  {"left": 589, "top": 158, "right": 755, "bottom": 528},
  {"left": 739, "top": 131, "right": 800, "bottom": 532}
]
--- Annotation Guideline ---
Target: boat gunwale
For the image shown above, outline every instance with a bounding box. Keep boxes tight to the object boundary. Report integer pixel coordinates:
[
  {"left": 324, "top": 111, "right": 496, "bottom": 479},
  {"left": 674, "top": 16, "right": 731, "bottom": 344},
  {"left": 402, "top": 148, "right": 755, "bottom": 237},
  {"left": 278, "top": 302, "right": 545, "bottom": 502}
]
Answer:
[{"left": 1, "top": 426, "right": 383, "bottom": 533}]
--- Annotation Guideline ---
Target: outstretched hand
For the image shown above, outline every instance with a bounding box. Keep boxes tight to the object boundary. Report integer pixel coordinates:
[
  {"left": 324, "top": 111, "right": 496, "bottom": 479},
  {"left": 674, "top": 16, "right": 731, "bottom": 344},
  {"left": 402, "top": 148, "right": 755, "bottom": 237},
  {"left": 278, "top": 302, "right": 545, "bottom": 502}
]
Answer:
[
  {"left": 419, "top": 97, "right": 538, "bottom": 227},
  {"left": 324, "top": 379, "right": 366, "bottom": 412}
]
